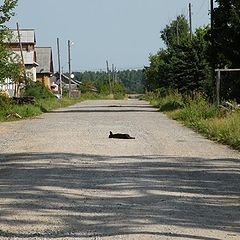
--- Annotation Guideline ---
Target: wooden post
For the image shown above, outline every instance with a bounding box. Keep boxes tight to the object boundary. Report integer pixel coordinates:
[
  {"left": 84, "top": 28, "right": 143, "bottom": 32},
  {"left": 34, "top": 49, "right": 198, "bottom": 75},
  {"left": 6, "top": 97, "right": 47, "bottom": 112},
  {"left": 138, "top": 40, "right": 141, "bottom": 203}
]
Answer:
[
  {"left": 214, "top": 68, "right": 240, "bottom": 105},
  {"left": 216, "top": 69, "right": 221, "bottom": 105}
]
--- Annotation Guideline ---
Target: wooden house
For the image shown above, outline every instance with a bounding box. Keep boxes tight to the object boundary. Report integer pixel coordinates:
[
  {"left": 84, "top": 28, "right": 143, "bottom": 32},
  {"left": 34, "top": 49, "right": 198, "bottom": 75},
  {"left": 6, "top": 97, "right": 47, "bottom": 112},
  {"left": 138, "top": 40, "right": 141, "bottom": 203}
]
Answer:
[
  {"left": 36, "top": 47, "right": 54, "bottom": 89},
  {"left": 9, "top": 29, "right": 38, "bottom": 82}
]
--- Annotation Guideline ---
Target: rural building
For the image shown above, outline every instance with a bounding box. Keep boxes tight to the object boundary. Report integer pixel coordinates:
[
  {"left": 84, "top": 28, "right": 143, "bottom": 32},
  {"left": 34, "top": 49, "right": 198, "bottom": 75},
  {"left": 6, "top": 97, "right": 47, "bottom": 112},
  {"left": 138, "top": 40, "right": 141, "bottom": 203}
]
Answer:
[
  {"left": 0, "top": 29, "right": 55, "bottom": 97},
  {"left": 9, "top": 29, "right": 38, "bottom": 82},
  {"left": 36, "top": 47, "right": 54, "bottom": 89}
]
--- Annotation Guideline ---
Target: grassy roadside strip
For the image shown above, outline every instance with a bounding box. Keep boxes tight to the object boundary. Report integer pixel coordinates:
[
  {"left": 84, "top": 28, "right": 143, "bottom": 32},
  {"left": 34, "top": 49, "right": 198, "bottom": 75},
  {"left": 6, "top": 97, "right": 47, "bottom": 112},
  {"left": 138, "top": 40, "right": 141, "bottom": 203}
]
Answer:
[
  {"left": 0, "top": 97, "right": 82, "bottom": 122},
  {"left": 0, "top": 92, "right": 126, "bottom": 122},
  {"left": 145, "top": 91, "right": 240, "bottom": 151}
]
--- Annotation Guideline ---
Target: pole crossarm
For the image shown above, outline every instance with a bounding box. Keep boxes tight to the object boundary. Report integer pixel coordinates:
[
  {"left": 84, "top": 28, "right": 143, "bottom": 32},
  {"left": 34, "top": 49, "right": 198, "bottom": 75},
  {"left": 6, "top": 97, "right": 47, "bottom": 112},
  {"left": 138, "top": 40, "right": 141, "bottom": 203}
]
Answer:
[{"left": 215, "top": 68, "right": 240, "bottom": 72}]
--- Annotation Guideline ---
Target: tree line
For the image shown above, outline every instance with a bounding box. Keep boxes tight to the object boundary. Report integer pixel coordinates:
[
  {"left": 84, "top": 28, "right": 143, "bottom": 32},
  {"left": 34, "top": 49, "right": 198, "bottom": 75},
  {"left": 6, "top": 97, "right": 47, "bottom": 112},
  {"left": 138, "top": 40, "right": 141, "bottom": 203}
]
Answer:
[
  {"left": 74, "top": 69, "right": 145, "bottom": 94},
  {"left": 144, "top": 0, "right": 240, "bottom": 102}
]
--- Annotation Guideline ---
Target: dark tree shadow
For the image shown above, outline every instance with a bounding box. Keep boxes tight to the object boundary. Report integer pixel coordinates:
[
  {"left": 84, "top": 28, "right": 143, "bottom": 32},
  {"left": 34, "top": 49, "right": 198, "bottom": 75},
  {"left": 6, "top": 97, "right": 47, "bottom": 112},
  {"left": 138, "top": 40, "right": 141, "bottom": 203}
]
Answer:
[{"left": 0, "top": 153, "right": 239, "bottom": 239}]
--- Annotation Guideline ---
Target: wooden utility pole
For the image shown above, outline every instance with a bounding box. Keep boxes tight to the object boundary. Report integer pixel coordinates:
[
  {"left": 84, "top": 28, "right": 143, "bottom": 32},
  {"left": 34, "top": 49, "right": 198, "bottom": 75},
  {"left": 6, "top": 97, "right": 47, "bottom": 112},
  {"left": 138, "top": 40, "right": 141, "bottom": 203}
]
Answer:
[
  {"left": 189, "top": 3, "right": 193, "bottom": 40},
  {"left": 106, "top": 60, "right": 112, "bottom": 93},
  {"left": 112, "top": 64, "right": 115, "bottom": 82},
  {"left": 16, "top": 22, "right": 27, "bottom": 84},
  {"left": 176, "top": 21, "right": 180, "bottom": 45},
  {"left": 57, "top": 38, "right": 62, "bottom": 97},
  {"left": 210, "top": 0, "right": 216, "bottom": 103},
  {"left": 68, "top": 40, "right": 72, "bottom": 98}
]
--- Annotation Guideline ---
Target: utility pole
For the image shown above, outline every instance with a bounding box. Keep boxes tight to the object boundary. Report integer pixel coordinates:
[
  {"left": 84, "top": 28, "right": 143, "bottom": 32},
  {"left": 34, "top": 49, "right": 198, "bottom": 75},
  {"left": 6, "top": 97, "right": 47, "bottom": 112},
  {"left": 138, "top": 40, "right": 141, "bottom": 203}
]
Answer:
[
  {"left": 16, "top": 22, "right": 27, "bottom": 85},
  {"left": 68, "top": 40, "right": 72, "bottom": 98},
  {"left": 106, "top": 60, "right": 112, "bottom": 93},
  {"left": 176, "top": 21, "right": 180, "bottom": 45},
  {"left": 210, "top": 0, "right": 216, "bottom": 103},
  {"left": 189, "top": 3, "right": 193, "bottom": 40},
  {"left": 57, "top": 38, "right": 62, "bottom": 97},
  {"left": 112, "top": 64, "right": 115, "bottom": 82}
]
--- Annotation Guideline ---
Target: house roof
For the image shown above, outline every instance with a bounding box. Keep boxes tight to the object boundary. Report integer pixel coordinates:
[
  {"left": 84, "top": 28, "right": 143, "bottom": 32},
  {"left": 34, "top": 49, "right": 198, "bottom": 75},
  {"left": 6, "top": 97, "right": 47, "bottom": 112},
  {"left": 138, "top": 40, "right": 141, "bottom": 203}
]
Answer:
[
  {"left": 10, "top": 29, "right": 36, "bottom": 44},
  {"left": 36, "top": 47, "right": 54, "bottom": 74}
]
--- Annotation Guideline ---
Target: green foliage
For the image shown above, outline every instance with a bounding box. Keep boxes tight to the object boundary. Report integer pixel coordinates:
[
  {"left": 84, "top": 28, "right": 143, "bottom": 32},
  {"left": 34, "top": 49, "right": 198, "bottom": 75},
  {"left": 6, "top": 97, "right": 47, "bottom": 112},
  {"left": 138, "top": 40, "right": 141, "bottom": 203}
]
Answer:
[
  {"left": 208, "top": 0, "right": 240, "bottom": 100},
  {"left": 161, "top": 15, "right": 189, "bottom": 47},
  {"left": 22, "top": 81, "right": 55, "bottom": 99},
  {"left": 0, "top": 96, "right": 82, "bottom": 121},
  {"left": 0, "top": 0, "right": 21, "bottom": 84},
  {"left": 74, "top": 69, "right": 144, "bottom": 94},
  {"left": 201, "top": 111, "right": 240, "bottom": 150},
  {"left": 79, "top": 79, "right": 96, "bottom": 93},
  {"left": 0, "top": 94, "right": 12, "bottom": 110},
  {"left": 144, "top": 15, "right": 211, "bottom": 95},
  {"left": 0, "top": 0, "right": 18, "bottom": 27},
  {"left": 213, "top": 0, "right": 240, "bottom": 67},
  {"left": 146, "top": 90, "right": 240, "bottom": 150}
]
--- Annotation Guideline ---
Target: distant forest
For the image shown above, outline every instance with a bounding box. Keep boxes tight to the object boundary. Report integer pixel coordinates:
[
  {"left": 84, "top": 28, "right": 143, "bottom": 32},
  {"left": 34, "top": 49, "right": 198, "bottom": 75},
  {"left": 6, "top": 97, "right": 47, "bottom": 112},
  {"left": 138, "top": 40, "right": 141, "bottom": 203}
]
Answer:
[{"left": 73, "top": 69, "right": 145, "bottom": 94}]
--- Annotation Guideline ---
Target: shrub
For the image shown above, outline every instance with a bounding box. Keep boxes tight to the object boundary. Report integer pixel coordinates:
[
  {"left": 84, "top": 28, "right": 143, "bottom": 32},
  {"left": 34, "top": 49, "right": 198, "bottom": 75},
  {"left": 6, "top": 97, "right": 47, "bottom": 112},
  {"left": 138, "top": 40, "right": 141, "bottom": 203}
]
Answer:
[{"left": 22, "top": 81, "right": 55, "bottom": 99}]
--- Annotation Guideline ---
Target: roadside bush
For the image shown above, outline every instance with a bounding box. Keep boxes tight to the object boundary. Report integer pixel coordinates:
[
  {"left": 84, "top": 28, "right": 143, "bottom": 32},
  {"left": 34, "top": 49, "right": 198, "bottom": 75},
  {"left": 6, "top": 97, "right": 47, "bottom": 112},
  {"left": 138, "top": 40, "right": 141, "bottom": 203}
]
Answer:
[
  {"left": 176, "top": 97, "right": 220, "bottom": 125},
  {"left": 22, "top": 81, "right": 55, "bottom": 99},
  {"left": 0, "top": 95, "right": 12, "bottom": 109},
  {"left": 145, "top": 88, "right": 185, "bottom": 110}
]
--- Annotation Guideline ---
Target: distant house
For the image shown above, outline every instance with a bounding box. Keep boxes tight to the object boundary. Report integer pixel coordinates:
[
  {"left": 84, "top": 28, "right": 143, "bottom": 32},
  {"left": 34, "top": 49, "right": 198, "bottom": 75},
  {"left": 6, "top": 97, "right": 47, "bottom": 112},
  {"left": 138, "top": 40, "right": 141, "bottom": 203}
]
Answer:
[
  {"left": 55, "top": 73, "right": 81, "bottom": 97},
  {"left": 55, "top": 72, "right": 81, "bottom": 90},
  {"left": 9, "top": 29, "right": 38, "bottom": 82},
  {"left": 36, "top": 47, "right": 54, "bottom": 89},
  {"left": 0, "top": 29, "right": 38, "bottom": 96}
]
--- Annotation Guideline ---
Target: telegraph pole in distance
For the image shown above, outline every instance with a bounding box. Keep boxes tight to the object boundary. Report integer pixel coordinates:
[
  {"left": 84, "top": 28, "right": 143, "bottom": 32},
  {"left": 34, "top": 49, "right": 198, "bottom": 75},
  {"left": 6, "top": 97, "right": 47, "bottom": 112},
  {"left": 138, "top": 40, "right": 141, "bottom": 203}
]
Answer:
[
  {"left": 189, "top": 3, "right": 193, "bottom": 40},
  {"left": 16, "top": 22, "right": 27, "bottom": 85},
  {"left": 68, "top": 40, "right": 72, "bottom": 98},
  {"left": 210, "top": 0, "right": 216, "bottom": 103},
  {"left": 106, "top": 60, "right": 112, "bottom": 93},
  {"left": 57, "top": 38, "right": 62, "bottom": 97}
]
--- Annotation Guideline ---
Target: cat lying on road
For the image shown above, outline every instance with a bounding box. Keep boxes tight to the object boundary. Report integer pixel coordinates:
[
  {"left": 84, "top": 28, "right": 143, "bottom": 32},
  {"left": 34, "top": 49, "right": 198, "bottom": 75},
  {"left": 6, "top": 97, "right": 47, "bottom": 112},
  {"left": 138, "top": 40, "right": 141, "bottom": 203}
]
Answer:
[{"left": 109, "top": 131, "right": 135, "bottom": 139}]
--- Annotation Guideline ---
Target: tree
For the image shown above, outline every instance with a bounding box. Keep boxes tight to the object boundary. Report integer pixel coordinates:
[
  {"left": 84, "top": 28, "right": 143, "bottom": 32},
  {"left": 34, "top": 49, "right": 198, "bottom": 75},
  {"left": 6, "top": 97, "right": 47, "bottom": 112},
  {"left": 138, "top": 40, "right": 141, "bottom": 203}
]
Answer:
[
  {"left": 145, "top": 15, "right": 211, "bottom": 95},
  {"left": 0, "top": 0, "right": 21, "bottom": 85},
  {"left": 161, "top": 15, "right": 189, "bottom": 47},
  {"left": 213, "top": 0, "right": 240, "bottom": 67},
  {"left": 211, "top": 0, "right": 240, "bottom": 100}
]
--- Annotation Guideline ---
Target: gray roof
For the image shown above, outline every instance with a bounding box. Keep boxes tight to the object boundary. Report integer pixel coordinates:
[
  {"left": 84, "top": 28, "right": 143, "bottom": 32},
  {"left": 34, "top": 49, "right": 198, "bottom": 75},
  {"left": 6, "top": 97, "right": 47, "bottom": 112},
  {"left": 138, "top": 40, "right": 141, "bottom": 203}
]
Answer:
[
  {"left": 10, "top": 29, "right": 36, "bottom": 43},
  {"left": 36, "top": 47, "right": 54, "bottom": 73}
]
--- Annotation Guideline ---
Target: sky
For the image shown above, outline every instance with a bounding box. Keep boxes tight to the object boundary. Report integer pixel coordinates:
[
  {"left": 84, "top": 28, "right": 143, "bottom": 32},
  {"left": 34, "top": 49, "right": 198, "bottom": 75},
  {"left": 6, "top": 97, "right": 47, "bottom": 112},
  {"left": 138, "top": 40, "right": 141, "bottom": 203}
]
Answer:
[{"left": 7, "top": 0, "right": 211, "bottom": 72}]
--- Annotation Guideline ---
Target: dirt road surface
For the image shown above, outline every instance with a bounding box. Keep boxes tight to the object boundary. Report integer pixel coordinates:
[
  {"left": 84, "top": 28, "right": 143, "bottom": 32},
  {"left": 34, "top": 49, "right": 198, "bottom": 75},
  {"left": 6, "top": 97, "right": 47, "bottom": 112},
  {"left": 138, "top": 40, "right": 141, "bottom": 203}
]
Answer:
[{"left": 0, "top": 99, "right": 239, "bottom": 240}]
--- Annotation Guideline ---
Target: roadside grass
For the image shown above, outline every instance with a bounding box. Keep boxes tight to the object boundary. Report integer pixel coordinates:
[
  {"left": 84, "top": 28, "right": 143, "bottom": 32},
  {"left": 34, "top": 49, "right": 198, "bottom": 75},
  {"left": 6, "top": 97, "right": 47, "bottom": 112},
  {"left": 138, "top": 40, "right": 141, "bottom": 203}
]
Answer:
[
  {"left": 0, "top": 92, "right": 126, "bottom": 122},
  {"left": 145, "top": 90, "right": 240, "bottom": 151},
  {"left": 0, "top": 97, "right": 82, "bottom": 122}
]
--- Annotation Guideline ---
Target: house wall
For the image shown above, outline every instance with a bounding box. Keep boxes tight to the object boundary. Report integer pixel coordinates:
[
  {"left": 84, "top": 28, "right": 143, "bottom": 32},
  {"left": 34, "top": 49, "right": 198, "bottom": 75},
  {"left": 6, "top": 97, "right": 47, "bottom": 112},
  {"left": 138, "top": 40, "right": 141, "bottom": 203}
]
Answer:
[
  {"left": 36, "top": 75, "right": 51, "bottom": 89},
  {"left": 26, "top": 65, "right": 37, "bottom": 82}
]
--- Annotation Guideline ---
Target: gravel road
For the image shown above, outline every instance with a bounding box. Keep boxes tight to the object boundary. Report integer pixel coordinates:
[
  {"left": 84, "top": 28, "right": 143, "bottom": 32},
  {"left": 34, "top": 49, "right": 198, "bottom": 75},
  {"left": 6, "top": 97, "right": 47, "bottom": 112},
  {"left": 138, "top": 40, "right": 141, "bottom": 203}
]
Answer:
[{"left": 0, "top": 99, "right": 239, "bottom": 240}]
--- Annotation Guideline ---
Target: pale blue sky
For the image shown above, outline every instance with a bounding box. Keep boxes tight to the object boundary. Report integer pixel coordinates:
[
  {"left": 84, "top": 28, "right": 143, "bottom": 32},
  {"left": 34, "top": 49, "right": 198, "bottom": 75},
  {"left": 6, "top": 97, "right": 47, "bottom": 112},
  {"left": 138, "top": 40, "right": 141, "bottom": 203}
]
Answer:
[{"left": 8, "top": 0, "right": 211, "bottom": 72}]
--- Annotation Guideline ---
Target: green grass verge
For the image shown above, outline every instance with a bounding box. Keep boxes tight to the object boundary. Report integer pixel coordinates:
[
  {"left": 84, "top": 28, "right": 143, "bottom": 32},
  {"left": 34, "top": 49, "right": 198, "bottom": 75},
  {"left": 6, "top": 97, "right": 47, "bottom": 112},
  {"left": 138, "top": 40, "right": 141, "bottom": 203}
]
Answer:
[
  {"left": 145, "top": 91, "right": 240, "bottom": 151},
  {"left": 0, "top": 97, "right": 82, "bottom": 122},
  {"left": 0, "top": 92, "right": 126, "bottom": 122}
]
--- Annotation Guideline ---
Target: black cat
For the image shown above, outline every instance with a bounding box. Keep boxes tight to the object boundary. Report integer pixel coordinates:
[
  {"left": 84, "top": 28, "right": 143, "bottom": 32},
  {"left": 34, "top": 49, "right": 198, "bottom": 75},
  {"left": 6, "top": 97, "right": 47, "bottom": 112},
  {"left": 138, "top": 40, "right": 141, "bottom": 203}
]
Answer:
[{"left": 109, "top": 131, "right": 135, "bottom": 139}]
